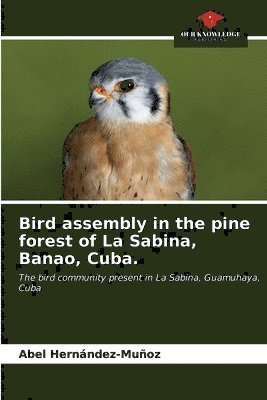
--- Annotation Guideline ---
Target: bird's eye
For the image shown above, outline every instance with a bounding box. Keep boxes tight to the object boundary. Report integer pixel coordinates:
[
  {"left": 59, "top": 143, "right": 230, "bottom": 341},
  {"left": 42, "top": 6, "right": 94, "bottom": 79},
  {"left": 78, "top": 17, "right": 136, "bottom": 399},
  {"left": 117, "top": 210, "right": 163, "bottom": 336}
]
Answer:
[{"left": 115, "top": 79, "right": 136, "bottom": 93}]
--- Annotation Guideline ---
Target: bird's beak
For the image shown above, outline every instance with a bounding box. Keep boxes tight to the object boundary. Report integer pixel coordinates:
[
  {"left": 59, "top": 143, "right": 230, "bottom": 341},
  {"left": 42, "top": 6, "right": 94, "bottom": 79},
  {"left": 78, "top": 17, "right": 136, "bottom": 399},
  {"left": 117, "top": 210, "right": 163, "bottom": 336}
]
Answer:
[
  {"left": 89, "top": 87, "right": 113, "bottom": 108},
  {"left": 89, "top": 91, "right": 104, "bottom": 108}
]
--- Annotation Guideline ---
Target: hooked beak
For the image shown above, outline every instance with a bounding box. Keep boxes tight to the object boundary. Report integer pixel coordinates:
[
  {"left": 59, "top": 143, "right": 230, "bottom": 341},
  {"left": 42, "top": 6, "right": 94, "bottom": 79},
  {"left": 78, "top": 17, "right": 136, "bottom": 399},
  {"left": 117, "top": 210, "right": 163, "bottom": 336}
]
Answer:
[
  {"left": 89, "top": 87, "right": 113, "bottom": 109},
  {"left": 89, "top": 91, "right": 104, "bottom": 108}
]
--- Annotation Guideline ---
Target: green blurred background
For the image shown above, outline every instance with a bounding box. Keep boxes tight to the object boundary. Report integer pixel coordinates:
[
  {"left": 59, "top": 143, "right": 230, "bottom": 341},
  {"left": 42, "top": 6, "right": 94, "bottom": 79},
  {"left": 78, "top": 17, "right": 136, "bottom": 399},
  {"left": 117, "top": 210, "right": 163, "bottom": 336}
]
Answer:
[{"left": 2, "top": 40, "right": 267, "bottom": 200}]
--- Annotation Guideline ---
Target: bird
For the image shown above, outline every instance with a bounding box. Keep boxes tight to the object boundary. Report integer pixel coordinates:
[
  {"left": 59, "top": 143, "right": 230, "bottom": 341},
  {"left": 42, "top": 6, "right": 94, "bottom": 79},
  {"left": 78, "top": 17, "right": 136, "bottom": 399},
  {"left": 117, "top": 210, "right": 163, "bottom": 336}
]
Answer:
[{"left": 63, "top": 57, "right": 195, "bottom": 200}]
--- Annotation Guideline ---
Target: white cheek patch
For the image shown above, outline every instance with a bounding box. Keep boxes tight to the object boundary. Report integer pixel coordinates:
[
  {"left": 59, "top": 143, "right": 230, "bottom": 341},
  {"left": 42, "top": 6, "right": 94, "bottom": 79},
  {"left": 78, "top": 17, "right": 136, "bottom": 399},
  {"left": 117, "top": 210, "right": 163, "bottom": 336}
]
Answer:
[
  {"left": 95, "top": 81, "right": 163, "bottom": 125},
  {"left": 126, "top": 87, "right": 153, "bottom": 123},
  {"left": 94, "top": 77, "right": 130, "bottom": 124},
  {"left": 96, "top": 100, "right": 127, "bottom": 124}
]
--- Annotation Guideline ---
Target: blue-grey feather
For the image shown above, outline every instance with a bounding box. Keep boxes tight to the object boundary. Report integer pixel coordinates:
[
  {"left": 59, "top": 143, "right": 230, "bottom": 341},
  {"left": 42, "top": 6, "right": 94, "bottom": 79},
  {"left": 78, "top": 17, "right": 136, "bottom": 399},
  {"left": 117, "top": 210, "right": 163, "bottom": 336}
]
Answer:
[{"left": 90, "top": 58, "right": 166, "bottom": 88}]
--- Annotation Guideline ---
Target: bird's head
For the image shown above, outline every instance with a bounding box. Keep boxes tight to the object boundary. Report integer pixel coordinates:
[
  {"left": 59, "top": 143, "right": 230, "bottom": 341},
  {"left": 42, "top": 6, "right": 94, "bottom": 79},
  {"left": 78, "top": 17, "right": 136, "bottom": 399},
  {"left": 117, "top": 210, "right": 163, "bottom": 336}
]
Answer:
[{"left": 89, "top": 58, "right": 170, "bottom": 126}]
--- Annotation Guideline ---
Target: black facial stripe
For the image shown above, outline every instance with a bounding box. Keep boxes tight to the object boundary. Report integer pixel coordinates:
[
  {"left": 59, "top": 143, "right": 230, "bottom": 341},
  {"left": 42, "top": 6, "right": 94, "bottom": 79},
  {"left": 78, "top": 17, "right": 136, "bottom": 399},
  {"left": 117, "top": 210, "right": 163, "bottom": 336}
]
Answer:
[
  {"left": 118, "top": 99, "right": 129, "bottom": 118},
  {"left": 149, "top": 88, "right": 161, "bottom": 113}
]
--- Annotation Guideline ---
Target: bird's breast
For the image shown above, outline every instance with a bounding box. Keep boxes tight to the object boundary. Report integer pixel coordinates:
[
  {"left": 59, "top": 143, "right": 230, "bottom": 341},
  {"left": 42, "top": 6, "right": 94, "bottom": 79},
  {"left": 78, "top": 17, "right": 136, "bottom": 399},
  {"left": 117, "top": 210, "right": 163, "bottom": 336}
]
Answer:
[{"left": 63, "top": 119, "right": 190, "bottom": 200}]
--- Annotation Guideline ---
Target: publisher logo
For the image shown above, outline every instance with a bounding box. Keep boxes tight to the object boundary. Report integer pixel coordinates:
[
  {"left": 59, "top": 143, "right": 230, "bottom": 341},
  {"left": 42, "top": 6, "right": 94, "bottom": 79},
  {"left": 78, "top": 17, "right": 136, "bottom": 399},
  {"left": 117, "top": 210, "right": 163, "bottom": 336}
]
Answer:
[
  {"left": 197, "top": 10, "right": 224, "bottom": 29},
  {"left": 174, "top": 10, "right": 248, "bottom": 48}
]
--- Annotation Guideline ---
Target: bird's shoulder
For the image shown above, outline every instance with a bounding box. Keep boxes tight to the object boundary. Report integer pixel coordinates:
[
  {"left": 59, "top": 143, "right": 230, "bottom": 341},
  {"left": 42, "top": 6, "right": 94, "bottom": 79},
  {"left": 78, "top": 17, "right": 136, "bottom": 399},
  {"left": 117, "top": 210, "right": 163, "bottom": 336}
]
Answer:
[
  {"left": 64, "top": 117, "right": 101, "bottom": 149},
  {"left": 175, "top": 132, "right": 196, "bottom": 197}
]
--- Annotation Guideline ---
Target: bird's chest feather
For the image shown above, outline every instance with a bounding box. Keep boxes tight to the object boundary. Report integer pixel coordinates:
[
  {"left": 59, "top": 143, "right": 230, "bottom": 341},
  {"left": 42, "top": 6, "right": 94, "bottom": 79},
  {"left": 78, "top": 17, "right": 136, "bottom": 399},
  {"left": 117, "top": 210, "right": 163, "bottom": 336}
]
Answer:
[
  {"left": 106, "top": 133, "right": 162, "bottom": 199},
  {"left": 64, "top": 121, "right": 188, "bottom": 200}
]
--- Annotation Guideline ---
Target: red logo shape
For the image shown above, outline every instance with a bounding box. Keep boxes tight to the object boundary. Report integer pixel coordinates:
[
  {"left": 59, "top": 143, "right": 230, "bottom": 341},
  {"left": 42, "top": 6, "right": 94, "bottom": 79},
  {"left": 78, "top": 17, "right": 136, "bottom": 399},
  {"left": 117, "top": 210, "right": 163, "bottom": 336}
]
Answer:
[{"left": 197, "top": 11, "right": 224, "bottom": 29}]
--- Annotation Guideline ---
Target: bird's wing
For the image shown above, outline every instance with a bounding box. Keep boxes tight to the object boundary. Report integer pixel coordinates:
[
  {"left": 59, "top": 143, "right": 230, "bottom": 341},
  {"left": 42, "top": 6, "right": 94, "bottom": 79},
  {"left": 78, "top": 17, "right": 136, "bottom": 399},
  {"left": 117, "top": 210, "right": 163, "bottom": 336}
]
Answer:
[
  {"left": 176, "top": 133, "right": 196, "bottom": 198},
  {"left": 62, "top": 121, "right": 85, "bottom": 199},
  {"left": 62, "top": 117, "right": 112, "bottom": 200}
]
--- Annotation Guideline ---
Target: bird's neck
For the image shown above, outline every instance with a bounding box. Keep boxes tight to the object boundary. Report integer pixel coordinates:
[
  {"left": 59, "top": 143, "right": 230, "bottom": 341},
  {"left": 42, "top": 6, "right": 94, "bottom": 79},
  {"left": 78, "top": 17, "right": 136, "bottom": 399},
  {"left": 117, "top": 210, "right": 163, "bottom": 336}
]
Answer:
[
  {"left": 98, "top": 118, "right": 176, "bottom": 170},
  {"left": 98, "top": 116, "right": 173, "bottom": 140}
]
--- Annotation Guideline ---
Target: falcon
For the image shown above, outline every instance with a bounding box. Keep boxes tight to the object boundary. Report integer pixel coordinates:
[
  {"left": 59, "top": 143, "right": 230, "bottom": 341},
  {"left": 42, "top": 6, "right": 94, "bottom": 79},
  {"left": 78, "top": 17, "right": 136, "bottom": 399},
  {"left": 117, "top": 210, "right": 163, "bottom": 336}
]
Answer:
[{"left": 63, "top": 58, "right": 195, "bottom": 200}]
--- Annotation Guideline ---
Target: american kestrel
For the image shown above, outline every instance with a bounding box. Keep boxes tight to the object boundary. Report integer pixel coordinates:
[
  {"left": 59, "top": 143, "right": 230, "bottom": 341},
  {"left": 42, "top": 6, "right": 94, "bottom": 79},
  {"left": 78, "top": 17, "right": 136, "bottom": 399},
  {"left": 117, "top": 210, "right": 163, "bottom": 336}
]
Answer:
[{"left": 63, "top": 58, "right": 195, "bottom": 200}]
